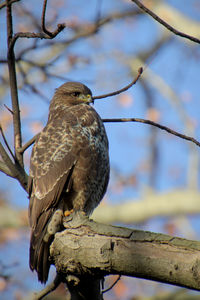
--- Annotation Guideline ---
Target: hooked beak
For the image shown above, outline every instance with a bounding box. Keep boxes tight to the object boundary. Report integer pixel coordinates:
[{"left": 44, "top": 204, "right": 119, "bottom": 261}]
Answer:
[{"left": 79, "top": 94, "right": 94, "bottom": 104}]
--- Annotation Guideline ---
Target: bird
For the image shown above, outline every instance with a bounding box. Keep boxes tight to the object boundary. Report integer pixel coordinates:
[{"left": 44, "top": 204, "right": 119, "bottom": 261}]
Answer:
[{"left": 28, "top": 82, "right": 110, "bottom": 283}]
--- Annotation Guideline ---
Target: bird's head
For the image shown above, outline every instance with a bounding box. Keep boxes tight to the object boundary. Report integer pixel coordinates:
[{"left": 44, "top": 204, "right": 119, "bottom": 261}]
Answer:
[{"left": 53, "top": 82, "right": 93, "bottom": 106}]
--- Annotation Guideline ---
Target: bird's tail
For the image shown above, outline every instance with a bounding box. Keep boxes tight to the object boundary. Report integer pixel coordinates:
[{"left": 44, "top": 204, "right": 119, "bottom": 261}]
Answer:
[
  {"left": 29, "top": 208, "right": 63, "bottom": 283},
  {"left": 29, "top": 210, "right": 53, "bottom": 283}
]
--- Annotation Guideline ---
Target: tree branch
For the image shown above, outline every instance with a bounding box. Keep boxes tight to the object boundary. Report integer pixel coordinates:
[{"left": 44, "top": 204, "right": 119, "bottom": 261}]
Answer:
[
  {"left": 9, "top": 27, "right": 65, "bottom": 53},
  {"left": 0, "top": 141, "right": 15, "bottom": 176},
  {"left": 0, "top": 124, "right": 15, "bottom": 159},
  {"left": 41, "top": 0, "right": 65, "bottom": 37},
  {"left": 8, "top": 0, "right": 65, "bottom": 53},
  {"left": 0, "top": 0, "right": 19, "bottom": 10},
  {"left": 16, "top": 115, "right": 200, "bottom": 155},
  {"left": 50, "top": 212, "right": 200, "bottom": 294},
  {"left": 6, "top": 0, "right": 23, "bottom": 167},
  {"left": 17, "top": 133, "right": 39, "bottom": 154},
  {"left": 0, "top": 140, "right": 28, "bottom": 189},
  {"left": 4, "top": 104, "right": 13, "bottom": 115},
  {"left": 0, "top": 9, "right": 141, "bottom": 65},
  {"left": 93, "top": 67, "right": 143, "bottom": 100},
  {"left": 103, "top": 118, "right": 200, "bottom": 147},
  {"left": 3, "top": 0, "right": 65, "bottom": 190},
  {"left": 33, "top": 274, "right": 61, "bottom": 300},
  {"left": 0, "top": 160, "right": 14, "bottom": 177},
  {"left": 131, "top": 0, "right": 200, "bottom": 44}
]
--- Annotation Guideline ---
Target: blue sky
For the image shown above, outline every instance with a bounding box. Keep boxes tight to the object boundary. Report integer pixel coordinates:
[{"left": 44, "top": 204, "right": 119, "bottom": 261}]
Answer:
[{"left": 0, "top": 0, "right": 200, "bottom": 298}]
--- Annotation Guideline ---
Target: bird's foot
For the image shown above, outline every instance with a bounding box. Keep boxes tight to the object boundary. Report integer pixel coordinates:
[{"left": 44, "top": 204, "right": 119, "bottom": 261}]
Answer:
[{"left": 63, "top": 210, "right": 89, "bottom": 228}]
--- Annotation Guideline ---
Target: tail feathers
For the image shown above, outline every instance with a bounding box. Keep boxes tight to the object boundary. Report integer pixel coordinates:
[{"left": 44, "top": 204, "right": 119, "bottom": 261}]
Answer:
[
  {"left": 29, "top": 208, "right": 64, "bottom": 283},
  {"left": 30, "top": 229, "right": 53, "bottom": 283},
  {"left": 29, "top": 210, "right": 53, "bottom": 284}
]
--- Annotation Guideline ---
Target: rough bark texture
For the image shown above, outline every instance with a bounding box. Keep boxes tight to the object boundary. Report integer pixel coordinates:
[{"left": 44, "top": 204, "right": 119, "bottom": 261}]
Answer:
[{"left": 50, "top": 212, "right": 200, "bottom": 297}]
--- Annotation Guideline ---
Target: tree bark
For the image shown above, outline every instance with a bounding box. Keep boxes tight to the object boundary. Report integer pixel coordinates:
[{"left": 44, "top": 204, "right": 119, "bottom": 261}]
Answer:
[{"left": 50, "top": 212, "right": 200, "bottom": 298}]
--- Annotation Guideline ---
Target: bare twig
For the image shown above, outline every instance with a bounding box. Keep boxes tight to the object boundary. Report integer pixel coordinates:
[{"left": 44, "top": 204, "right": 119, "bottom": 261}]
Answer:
[
  {"left": 17, "top": 133, "right": 39, "bottom": 154},
  {"left": 102, "top": 275, "right": 121, "bottom": 294},
  {"left": 0, "top": 124, "right": 15, "bottom": 159},
  {"left": 33, "top": 274, "right": 61, "bottom": 300},
  {"left": 8, "top": 0, "right": 65, "bottom": 52},
  {"left": 103, "top": 118, "right": 200, "bottom": 147},
  {"left": 4, "top": 104, "right": 13, "bottom": 114},
  {"left": 131, "top": 0, "right": 200, "bottom": 44},
  {"left": 93, "top": 67, "right": 143, "bottom": 100},
  {"left": 41, "top": 0, "right": 64, "bottom": 37},
  {"left": 9, "top": 28, "right": 64, "bottom": 52}
]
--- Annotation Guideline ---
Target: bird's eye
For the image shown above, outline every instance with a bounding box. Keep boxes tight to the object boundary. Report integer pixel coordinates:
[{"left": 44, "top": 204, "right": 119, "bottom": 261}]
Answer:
[{"left": 72, "top": 91, "right": 80, "bottom": 97}]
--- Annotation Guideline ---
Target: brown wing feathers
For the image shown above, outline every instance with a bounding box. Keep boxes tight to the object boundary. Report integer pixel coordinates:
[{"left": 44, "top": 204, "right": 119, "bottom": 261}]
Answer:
[{"left": 29, "top": 167, "right": 75, "bottom": 283}]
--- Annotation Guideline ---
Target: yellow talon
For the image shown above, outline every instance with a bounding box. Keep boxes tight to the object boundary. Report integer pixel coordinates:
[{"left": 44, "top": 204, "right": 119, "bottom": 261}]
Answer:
[{"left": 64, "top": 209, "right": 74, "bottom": 217}]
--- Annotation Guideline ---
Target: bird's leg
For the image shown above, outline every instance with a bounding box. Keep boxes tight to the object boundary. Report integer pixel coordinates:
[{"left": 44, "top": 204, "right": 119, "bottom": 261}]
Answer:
[{"left": 43, "top": 209, "right": 63, "bottom": 242}]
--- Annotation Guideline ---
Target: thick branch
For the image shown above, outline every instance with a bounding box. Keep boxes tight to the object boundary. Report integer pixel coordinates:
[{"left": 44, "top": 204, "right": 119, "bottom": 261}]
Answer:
[
  {"left": 6, "top": 0, "right": 23, "bottom": 167},
  {"left": 51, "top": 213, "right": 200, "bottom": 292},
  {"left": 131, "top": 0, "right": 200, "bottom": 44},
  {"left": 0, "top": 124, "right": 15, "bottom": 159},
  {"left": 0, "top": 141, "right": 28, "bottom": 189},
  {"left": 4, "top": 0, "right": 65, "bottom": 190},
  {"left": 0, "top": 141, "right": 15, "bottom": 176},
  {"left": 0, "top": 160, "right": 14, "bottom": 177}
]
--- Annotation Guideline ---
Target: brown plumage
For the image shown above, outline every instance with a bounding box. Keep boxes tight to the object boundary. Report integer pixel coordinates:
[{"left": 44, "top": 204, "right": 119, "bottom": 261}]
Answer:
[{"left": 28, "top": 82, "right": 110, "bottom": 283}]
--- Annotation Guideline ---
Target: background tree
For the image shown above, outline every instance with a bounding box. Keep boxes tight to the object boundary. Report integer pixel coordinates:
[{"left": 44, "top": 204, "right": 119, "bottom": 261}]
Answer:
[{"left": 0, "top": 0, "right": 200, "bottom": 299}]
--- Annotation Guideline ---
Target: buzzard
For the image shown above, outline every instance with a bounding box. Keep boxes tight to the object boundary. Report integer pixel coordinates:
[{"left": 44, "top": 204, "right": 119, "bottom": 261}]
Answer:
[{"left": 28, "top": 82, "right": 110, "bottom": 283}]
